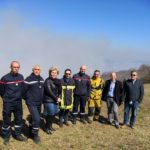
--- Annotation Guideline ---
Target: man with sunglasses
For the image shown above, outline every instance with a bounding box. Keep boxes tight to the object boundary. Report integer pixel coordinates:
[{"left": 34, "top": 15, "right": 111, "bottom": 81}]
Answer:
[
  {"left": 0, "top": 61, "right": 27, "bottom": 145},
  {"left": 122, "top": 70, "right": 144, "bottom": 129}
]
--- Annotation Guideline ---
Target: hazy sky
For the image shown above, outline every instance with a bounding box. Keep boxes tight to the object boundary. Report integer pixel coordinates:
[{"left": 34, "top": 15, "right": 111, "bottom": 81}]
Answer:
[{"left": 0, "top": 0, "right": 150, "bottom": 78}]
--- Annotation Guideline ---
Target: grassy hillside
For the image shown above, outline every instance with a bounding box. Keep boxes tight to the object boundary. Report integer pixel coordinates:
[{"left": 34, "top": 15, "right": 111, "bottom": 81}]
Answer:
[
  {"left": 0, "top": 84, "right": 149, "bottom": 150},
  {"left": 102, "top": 64, "right": 150, "bottom": 83}
]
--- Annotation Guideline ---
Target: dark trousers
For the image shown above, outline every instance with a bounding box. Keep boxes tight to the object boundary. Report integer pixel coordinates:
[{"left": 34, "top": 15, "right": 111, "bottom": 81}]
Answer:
[
  {"left": 124, "top": 100, "right": 139, "bottom": 126},
  {"left": 28, "top": 105, "right": 41, "bottom": 136},
  {"left": 88, "top": 107, "right": 101, "bottom": 116},
  {"left": 2, "top": 101, "right": 23, "bottom": 138},
  {"left": 59, "top": 109, "right": 69, "bottom": 123},
  {"left": 72, "top": 95, "right": 87, "bottom": 118}
]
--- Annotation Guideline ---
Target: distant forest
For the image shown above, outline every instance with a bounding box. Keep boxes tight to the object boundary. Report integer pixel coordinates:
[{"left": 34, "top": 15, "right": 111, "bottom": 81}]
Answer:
[{"left": 102, "top": 64, "right": 150, "bottom": 83}]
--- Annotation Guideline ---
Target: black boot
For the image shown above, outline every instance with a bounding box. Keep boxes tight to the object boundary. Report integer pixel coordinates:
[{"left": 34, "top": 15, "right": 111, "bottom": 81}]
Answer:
[
  {"left": 14, "top": 126, "right": 27, "bottom": 142},
  {"left": 32, "top": 128, "right": 41, "bottom": 144},
  {"left": 29, "top": 125, "right": 33, "bottom": 138},
  {"left": 72, "top": 115, "right": 77, "bottom": 124},
  {"left": 49, "top": 115, "right": 56, "bottom": 131},
  {"left": 45, "top": 115, "right": 52, "bottom": 134},
  {"left": 80, "top": 115, "right": 86, "bottom": 124},
  {"left": 3, "top": 137, "right": 10, "bottom": 145},
  {"left": 59, "top": 115, "right": 64, "bottom": 128}
]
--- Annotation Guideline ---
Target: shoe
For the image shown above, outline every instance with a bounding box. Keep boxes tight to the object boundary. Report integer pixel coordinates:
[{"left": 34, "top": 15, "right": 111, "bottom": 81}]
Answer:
[
  {"left": 80, "top": 119, "right": 87, "bottom": 124},
  {"left": 33, "top": 136, "right": 41, "bottom": 144},
  {"left": 130, "top": 125, "right": 135, "bottom": 129},
  {"left": 115, "top": 125, "right": 120, "bottom": 129},
  {"left": 64, "top": 122, "right": 69, "bottom": 126},
  {"left": 87, "top": 117, "right": 92, "bottom": 124},
  {"left": 50, "top": 127, "right": 56, "bottom": 131},
  {"left": 72, "top": 119, "right": 76, "bottom": 124},
  {"left": 59, "top": 123, "right": 63, "bottom": 128},
  {"left": 3, "top": 138, "right": 9, "bottom": 145},
  {"left": 121, "top": 124, "right": 128, "bottom": 129},
  {"left": 15, "top": 135, "right": 27, "bottom": 142},
  {"left": 108, "top": 121, "right": 113, "bottom": 125},
  {"left": 93, "top": 116, "right": 99, "bottom": 121},
  {"left": 45, "top": 128, "right": 52, "bottom": 134}
]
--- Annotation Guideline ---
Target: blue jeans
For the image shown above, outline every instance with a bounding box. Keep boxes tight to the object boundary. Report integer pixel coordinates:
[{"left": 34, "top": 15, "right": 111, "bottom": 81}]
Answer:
[
  {"left": 124, "top": 100, "right": 139, "bottom": 126},
  {"left": 44, "top": 103, "right": 58, "bottom": 116}
]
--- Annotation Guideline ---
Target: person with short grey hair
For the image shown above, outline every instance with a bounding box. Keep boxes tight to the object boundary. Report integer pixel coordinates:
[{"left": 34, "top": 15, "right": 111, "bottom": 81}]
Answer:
[
  {"left": 0, "top": 61, "right": 27, "bottom": 145},
  {"left": 102, "top": 72, "right": 123, "bottom": 128},
  {"left": 122, "top": 70, "right": 144, "bottom": 129}
]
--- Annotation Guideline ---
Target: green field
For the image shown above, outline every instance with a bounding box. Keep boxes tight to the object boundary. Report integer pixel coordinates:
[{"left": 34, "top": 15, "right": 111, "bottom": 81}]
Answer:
[{"left": 0, "top": 84, "right": 149, "bottom": 150}]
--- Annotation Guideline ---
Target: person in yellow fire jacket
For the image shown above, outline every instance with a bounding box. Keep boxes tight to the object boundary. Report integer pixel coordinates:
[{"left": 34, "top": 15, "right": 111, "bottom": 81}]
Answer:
[{"left": 88, "top": 70, "right": 105, "bottom": 123}]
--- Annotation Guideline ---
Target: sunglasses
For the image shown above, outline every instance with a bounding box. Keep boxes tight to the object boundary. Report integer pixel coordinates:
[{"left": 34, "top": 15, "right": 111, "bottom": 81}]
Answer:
[{"left": 65, "top": 73, "right": 71, "bottom": 75}]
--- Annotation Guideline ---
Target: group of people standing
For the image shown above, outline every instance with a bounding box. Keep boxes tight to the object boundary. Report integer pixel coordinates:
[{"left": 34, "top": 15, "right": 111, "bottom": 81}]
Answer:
[{"left": 0, "top": 61, "right": 144, "bottom": 145}]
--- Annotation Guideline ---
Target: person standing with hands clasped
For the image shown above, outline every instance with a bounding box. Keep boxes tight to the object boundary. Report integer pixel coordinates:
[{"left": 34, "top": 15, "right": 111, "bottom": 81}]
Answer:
[{"left": 43, "top": 66, "right": 61, "bottom": 134}]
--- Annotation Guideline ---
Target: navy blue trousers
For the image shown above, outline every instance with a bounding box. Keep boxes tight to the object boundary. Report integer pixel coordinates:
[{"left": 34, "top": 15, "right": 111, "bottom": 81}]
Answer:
[{"left": 2, "top": 100, "right": 23, "bottom": 138}]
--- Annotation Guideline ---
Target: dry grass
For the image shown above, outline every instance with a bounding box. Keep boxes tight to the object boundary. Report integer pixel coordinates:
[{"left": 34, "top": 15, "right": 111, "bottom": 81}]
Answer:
[{"left": 0, "top": 84, "right": 150, "bottom": 150}]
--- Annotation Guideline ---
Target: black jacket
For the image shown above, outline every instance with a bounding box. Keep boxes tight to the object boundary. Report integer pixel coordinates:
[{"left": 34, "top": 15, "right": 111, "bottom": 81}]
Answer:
[
  {"left": 44, "top": 77, "right": 61, "bottom": 103},
  {"left": 102, "top": 80, "right": 123, "bottom": 105},
  {"left": 73, "top": 72, "right": 91, "bottom": 98},
  {"left": 0, "top": 72, "right": 24, "bottom": 102},
  {"left": 123, "top": 79, "right": 144, "bottom": 103},
  {"left": 23, "top": 73, "right": 44, "bottom": 106}
]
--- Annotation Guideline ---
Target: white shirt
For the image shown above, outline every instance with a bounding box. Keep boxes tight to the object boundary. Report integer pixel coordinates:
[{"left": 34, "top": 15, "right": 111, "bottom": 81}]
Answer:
[{"left": 107, "top": 80, "right": 116, "bottom": 97}]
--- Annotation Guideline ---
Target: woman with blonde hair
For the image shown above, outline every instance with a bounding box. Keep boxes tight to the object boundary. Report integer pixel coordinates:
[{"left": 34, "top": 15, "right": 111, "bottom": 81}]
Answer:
[{"left": 43, "top": 66, "right": 61, "bottom": 134}]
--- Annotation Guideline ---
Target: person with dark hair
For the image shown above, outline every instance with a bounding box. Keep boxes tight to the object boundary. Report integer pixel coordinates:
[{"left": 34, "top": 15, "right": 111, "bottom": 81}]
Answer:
[
  {"left": 122, "top": 71, "right": 144, "bottom": 129},
  {"left": 0, "top": 61, "right": 27, "bottom": 145},
  {"left": 59, "top": 69, "right": 75, "bottom": 127},
  {"left": 23, "top": 65, "right": 44, "bottom": 144},
  {"left": 102, "top": 72, "right": 123, "bottom": 129},
  {"left": 72, "top": 65, "right": 91, "bottom": 124},
  {"left": 88, "top": 70, "right": 104, "bottom": 123},
  {"left": 43, "top": 66, "right": 61, "bottom": 134}
]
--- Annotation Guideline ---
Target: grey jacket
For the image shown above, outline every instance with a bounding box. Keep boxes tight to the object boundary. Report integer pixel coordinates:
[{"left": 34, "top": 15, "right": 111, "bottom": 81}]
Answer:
[{"left": 123, "top": 79, "right": 144, "bottom": 103}]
